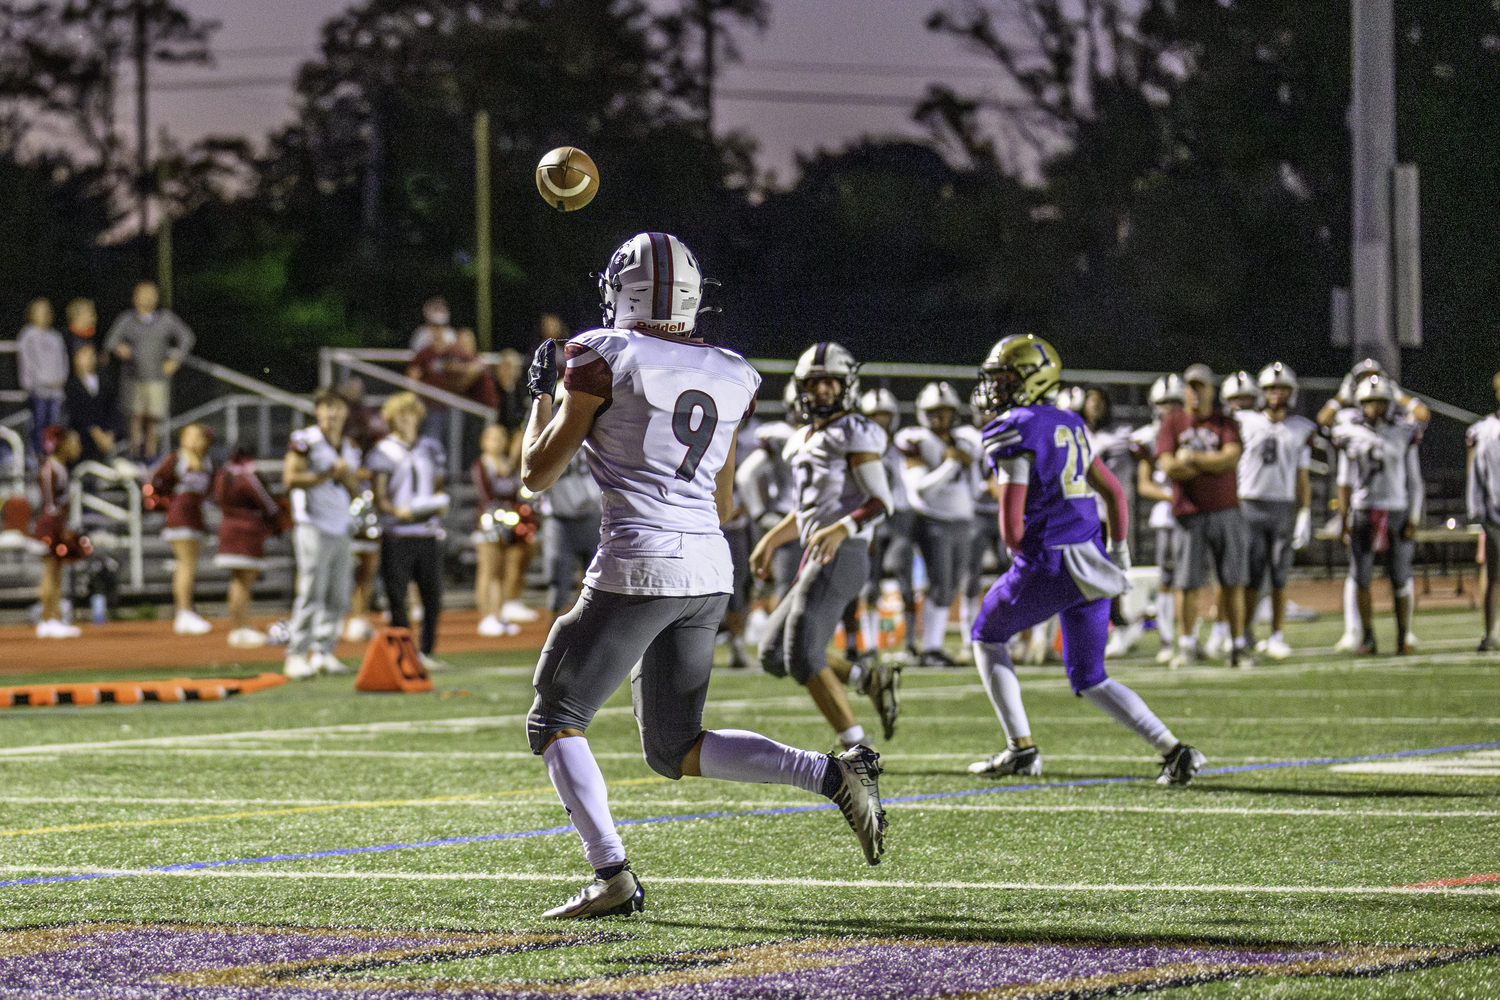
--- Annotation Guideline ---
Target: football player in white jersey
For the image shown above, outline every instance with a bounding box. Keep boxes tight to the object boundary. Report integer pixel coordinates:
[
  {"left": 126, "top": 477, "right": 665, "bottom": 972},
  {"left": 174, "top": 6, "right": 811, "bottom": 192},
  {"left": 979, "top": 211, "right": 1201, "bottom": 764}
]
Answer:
[
  {"left": 734, "top": 380, "right": 804, "bottom": 605},
  {"left": 520, "top": 233, "right": 886, "bottom": 920},
  {"left": 1466, "top": 371, "right": 1500, "bottom": 651},
  {"left": 1235, "top": 363, "right": 1316, "bottom": 659},
  {"left": 1334, "top": 375, "right": 1423, "bottom": 656},
  {"left": 857, "top": 388, "right": 918, "bottom": 655},
  {"left": 1130, "top": 375, "right": 1184, "bottom": 662},
  {"left": 958, "top": 385, "right": 1004, "bottom": 649},
  {"left": 896, "top": 381, "right": 975, "bottom": 665},
  {"left": 751, "top": 343, "right": 900, "bottom": 744}
]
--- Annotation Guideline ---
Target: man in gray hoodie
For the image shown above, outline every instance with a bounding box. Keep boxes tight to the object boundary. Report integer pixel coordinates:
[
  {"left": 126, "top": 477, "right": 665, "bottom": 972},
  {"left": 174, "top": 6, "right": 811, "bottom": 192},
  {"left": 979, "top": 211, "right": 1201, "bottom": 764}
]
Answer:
[{"left": 104, "top": 281, "right": 194, "bottom": 460}]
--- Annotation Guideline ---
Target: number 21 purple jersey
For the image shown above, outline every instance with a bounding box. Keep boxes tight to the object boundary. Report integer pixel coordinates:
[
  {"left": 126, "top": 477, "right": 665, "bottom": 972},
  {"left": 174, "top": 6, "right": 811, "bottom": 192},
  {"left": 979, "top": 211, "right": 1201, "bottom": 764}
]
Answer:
[{"left": 982, "top": 403, "right": 1103, "bottom": 557}]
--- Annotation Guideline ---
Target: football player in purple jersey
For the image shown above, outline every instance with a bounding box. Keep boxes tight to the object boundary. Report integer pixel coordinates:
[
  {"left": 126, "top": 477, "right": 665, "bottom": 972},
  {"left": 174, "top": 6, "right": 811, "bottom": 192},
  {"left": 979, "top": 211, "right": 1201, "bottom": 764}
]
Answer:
[{"left": 966, "top": 334, "right": 1206, "bottom": 786}]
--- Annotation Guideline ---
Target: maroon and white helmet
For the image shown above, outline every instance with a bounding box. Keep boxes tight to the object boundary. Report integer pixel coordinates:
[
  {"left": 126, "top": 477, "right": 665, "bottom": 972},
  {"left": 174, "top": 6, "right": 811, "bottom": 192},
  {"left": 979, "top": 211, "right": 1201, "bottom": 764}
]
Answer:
[
  {"left": 599, "top": 232, "right": 705, "bottom": 335},
  {"left": 859, "top": 387, "right": 900, "bottom": 430},
  {"left": 915, "top": 381, "right": 964, "bottom": 429}
]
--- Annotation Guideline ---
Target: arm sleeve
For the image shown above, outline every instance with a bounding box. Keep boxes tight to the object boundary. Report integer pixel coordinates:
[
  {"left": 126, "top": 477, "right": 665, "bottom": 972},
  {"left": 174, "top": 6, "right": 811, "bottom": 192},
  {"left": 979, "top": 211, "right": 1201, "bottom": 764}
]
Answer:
[
  {"left": 905, "top": 456, "right": 964, "bottom": 495},
  {"left": 734, "top": 449, "right": 769, "bottom": 520},
  {"left": 1405, "top": 436, "right": 1424, "bottom": 523},
  {"left": 364, "top": 445, "right": 395, "bottom": 476},
  {"left": 844, "top": 457, "right": 892, "bottom": 530}
]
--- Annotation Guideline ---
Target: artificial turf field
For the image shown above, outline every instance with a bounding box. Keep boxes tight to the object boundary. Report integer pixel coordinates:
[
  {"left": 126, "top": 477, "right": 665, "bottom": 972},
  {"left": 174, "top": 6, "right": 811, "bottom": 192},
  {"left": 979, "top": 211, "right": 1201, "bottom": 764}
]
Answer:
[{"left": 0, "top": 607, "right": 1497, "bottom": 998}]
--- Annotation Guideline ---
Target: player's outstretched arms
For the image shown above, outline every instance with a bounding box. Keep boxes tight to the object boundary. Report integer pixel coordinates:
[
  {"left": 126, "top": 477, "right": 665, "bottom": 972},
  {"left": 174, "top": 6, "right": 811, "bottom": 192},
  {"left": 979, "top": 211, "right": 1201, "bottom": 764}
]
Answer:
[{"left": 522, "top": 388, "right": 603, "bottom": 492}]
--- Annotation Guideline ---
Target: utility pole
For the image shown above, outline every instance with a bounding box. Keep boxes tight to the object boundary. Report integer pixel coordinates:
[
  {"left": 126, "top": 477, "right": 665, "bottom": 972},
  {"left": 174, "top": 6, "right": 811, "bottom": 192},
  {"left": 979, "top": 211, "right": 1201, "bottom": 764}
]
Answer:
[
  {"left": 1350, "top": 0, "right": 1400, "bottom": 381},
  {"left": 701, "top": 2, "right": 716, "bottom": 133},
  {"left": 473, "top": 110, "right": 492, "bottom": 353},
  {"left": 133, "top": 0, "right": 150, "bottom": 256},
  {"left": 156, "top": 161, "right": 173, "bottom": 310}
]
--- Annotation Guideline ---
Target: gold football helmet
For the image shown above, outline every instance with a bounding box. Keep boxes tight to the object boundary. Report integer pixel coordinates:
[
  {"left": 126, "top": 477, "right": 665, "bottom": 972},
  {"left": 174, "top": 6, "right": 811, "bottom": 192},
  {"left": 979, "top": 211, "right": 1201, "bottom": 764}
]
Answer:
[{"left": 979, "top": 334, "right": 1062, "bottom": 410}]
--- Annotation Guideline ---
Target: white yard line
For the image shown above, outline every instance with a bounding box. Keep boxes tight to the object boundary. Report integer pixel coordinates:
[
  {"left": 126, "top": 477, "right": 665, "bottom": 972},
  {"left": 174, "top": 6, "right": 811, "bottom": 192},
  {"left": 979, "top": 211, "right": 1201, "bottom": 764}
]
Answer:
[{"left": 0, "top": 866, "right": 1491, "bottom": 895}]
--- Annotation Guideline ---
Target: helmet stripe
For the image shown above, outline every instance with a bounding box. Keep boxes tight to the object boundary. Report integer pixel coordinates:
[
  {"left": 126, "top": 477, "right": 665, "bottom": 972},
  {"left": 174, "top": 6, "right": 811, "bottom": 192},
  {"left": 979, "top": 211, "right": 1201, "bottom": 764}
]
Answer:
[
  {"left": 813, "top": 342, "right": 828, "bottom": 367},
  {"left": 648, "top": 233, "right": 673, "bottom": 320}
]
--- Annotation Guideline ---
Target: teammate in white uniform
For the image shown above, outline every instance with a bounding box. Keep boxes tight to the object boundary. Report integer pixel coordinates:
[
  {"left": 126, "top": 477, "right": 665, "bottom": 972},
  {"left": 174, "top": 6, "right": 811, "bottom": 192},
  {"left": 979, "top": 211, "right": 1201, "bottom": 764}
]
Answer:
[
  {"left": 1467, "top": 371, "right": 1500, "bottom": 651},
  {"left": 958, "top": 385, "right": 1004, "bottom": 649},
  {"left": 520, "top": 233, "right": 886, "bottom": 920},
  {"left": 1235, "top": 363, "right": 1315, "bottom": 659},
  {"left": 897, "top": 381, "right": 974, "bottom": 665},
  {"left": 1130, "top": 376, "right": 1184, "bottom": 662},
  {"left": 734, "top": 381, "right": 804, "bottom": 603},
  {"left": 751, "top": 343, "right": 900, "bottom": 744},
  {"left": 857, "top": 388, "right": 917, "bottom": 655},
  {"left": 1334, "top": 375, "right": 1423, "bottom": 656}
]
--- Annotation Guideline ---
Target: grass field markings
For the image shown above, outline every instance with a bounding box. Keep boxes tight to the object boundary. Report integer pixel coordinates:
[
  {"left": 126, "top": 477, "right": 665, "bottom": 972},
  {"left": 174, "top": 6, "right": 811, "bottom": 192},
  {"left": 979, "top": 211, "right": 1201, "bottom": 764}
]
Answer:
[
  {"left": 0, "top": 777, "right": 667, "bottom": 840},
  {"left": 6, "top": 741, "right": 1495, "bottom": 892},
  {"left": 1403, "top": 874, "right": 1500, "bottom": 888}
]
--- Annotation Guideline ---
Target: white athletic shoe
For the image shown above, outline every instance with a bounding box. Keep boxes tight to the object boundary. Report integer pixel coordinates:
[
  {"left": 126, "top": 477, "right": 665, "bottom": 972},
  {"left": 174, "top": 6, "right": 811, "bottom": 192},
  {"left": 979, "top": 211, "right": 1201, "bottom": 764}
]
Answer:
[
  {"left": 501, "top": 600, "right": 539, "bottom": 623},
  {"left": 342, "top": 617, "right": 373, "bottom": 642},
  {"left": 1203, "top": 628, "right": 1230, "bottom": 661},
  {"left": 1333, "top": 631, "right": 1361, "bottom": 653},
  {"left": 1155, "top": 646, "right": 1175, "bottom": 665},
  {"left": 1404, "top": 631, "right": 1420, "bottom": 650},
  {"left": 477, "top": 614, "right": 505, "bottom": 637},
  {"left": 283, "top": 653, "right": 316, "bottom": 680},
  {"left": 1262, "top": 635, "right": 1293, "bottom": 660},
  {"left": 173, "top": 610, "right": 212, "bottom": 636},
  {"left": 313, "top": 651, "right": 350, "bottom": 675},
  {"left": 541, "top": 867, "right": 644, "bottom": 919},
  {"left": 1167, "top": 646, "right": 1198, "bottom": 670},
  {"left": 227, "top": 627, "right": 268, "bottom": 649},
  {"left": 826, "top": 745, "right": 886, "bottom": 866},
  {"left": 36, "top": 619, "right": 80, "bottom": 638},
  {"left": 419, "top": 653, "right": 449, "bottom": 672},
  {"left": 968, "top": 746, "right": 1042, "bottom": 778}
]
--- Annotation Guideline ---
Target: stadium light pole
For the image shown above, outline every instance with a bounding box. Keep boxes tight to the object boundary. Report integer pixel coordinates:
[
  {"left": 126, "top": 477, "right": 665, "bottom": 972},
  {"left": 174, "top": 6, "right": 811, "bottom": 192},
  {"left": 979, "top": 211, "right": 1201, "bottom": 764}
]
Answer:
[
  {"left": 474, "top": 109, "right": 492, "bottom": 353},
  {"left": 133, "top": 0, "right": 150, "bottom": 263}
]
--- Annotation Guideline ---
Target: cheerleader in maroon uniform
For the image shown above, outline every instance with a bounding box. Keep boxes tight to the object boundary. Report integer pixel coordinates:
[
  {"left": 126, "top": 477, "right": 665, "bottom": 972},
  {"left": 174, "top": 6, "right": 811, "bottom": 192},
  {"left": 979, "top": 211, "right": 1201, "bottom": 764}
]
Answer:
[
  {"left": 35, "top": 425, "right": 86, "bottom": 638},
  {"left": 472, "top": 424, "right": 537, "bottom": 636},
  {"left": 148, "top": 422, "right": 214, "bottom": 635},
  {"left": 213, "top": 441, "right": 283, "bottom": 648}
]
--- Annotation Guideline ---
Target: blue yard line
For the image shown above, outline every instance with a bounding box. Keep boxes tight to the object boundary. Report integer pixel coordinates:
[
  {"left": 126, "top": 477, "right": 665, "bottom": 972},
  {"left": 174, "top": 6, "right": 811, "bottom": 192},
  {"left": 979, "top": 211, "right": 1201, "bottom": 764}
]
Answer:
[{"left": 4, "top": 741, "right": 1496, "bottom": 890}]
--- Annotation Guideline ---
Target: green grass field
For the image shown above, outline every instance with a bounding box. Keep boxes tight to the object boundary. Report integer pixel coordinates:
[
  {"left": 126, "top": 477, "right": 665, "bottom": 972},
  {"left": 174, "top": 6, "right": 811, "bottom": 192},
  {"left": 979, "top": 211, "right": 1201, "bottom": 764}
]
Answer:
[{"left": 2, "top": 608, "right": 1498, "bottom": 998}]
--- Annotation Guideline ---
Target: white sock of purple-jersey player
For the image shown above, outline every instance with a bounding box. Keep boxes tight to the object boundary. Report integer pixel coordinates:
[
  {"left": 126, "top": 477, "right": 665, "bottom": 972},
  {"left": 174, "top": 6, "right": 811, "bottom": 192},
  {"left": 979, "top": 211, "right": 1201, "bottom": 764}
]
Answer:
[
  {"left": 973, "top": 640, "right": 1032, "bottom": 748},
  {"left": 1079, "top": 679, "right": 1181, "bottom": 755}
]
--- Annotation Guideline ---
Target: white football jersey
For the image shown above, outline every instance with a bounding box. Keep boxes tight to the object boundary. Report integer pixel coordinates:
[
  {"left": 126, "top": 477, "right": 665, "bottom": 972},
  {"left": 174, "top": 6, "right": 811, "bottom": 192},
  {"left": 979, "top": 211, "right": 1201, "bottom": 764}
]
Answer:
[
  {"left": 895, "top": 426, "right": 974, "bottom": 522},
  {"left": 1129, "top": 420, "right": 1177, "bottom": 530},
  {"left": 288, "top": 426, "right": 362, "bottom": 535},
  {"left": 1235, "top": 411, "right": 1315, "bottom": 503},
  {"left": 753, "top": 420, "right": 798, "bottom": 514},
  {"left": 1466, "top": 414, "right": 1500, "bottom": 524},
  {"left": 563, "top": 326, "right": 760, "bottom": 597},
  {"left": 1334, "top": 418, "right": 1421, "bottom": 513},
  {"left": 783, "top": 413, "right": 888, "bottom": 544},
  {"left": 956, "top": 424, "right": 996, "bottom": 513},
  {"left": 880, "top": 430, "right": 911, "bottom": 512}
]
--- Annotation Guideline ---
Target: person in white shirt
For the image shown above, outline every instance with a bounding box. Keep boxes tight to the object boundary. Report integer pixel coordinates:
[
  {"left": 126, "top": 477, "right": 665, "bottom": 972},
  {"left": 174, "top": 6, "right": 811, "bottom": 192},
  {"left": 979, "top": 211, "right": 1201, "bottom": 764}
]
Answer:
[
  {"left": 282, "top": 389, "right": 364, "bottom": 679},
  {"left": 896, "top": 381, "right": 974, "bottom": 665},
  {"left": 518, "top": 232, "right": 886, "bottom": 920},
  {"left": 1335, "top": 375, "right": 1423, "bottom": 656},
  {"left": 368, "top": 392, "right": 450, "bottom": 665},
  {"left": 856, "top": 388, "right": 917, "bottom": 657},
  {"left": 1466, "top": 371, "right": 1500, "bottom": 652},
  {"left": 734, "top": 381, "right": 805, "bottom": 605},
  {"left": 751, "top": 343, "right": 899, "bottom": 746},
  {"left": 1235, "top": 363, "right": 1316, "bottom": 659}
]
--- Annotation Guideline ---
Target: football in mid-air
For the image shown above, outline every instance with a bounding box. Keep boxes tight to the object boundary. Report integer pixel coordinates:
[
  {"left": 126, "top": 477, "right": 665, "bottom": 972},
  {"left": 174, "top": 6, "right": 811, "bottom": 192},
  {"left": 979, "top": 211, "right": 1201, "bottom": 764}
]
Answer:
[{"left": 535, "top": 146, "right": 599, "bottom": 212}]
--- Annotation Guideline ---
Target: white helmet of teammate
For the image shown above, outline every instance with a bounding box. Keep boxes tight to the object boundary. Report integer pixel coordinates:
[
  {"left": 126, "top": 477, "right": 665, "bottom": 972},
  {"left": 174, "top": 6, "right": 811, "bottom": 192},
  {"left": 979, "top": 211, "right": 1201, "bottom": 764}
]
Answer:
[
  {"left": 598, "top": 232, "right": 705, "bottom": 335},
  {"left": 781, "top": 379, "right": 806, "bottom": 427},
  {"left": 1149, "top": 373, "right": 1185, "bottom": 407},
  {"left": 1257, "top": 361, "right": 1299, "bottom": 407},
  {"left": 859, "top": 387, "right": 900, "bottom": 431},
  {"left": 1354, "top": 373, "right": 1396, "bottom": 406},
  {"left": 793, "top": 342, "right": 860, "bottom": 419},
  {"left": 1220, "top": 370, "right": 1260, "bottom": 407},
  {"left": 915, "top": 381, "right": 963, "bottom": 429},
  {"left": 969, "top": 383, "right": 998, "bottom": 425},
  {"left": 1055, "top": 385, "right": 1086, "bottom": 412}
]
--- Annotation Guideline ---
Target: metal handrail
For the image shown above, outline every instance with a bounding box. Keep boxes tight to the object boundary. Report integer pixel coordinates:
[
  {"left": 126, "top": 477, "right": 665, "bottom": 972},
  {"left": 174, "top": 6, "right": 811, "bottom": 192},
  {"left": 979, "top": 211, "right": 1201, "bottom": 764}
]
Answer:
[
  {"left": 0, "top": 426, "right": 24, "bottom": 495},
  {"left": 66, "top": 459, "right": 144, "bottom": 588},
  {"left": 321, "top": 350, "right": 495, "bottom": 421},
  {"left": 178, "top": 355, "right": 316, "bottom": 415}
]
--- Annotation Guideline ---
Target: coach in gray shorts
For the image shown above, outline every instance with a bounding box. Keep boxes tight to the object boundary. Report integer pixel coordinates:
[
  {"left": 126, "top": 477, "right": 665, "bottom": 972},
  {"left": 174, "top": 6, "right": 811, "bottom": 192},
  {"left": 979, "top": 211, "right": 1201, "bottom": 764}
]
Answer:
[{"left": 1156, "top": 364, "right": 1253, "bottom": 667}]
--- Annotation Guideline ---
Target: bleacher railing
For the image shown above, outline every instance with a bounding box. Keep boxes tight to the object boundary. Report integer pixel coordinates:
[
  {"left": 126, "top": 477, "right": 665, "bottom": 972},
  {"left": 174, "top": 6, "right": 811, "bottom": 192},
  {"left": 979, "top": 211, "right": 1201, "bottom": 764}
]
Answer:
[{"left": 67, "top": 460, "right": 144, "bottom": 590}]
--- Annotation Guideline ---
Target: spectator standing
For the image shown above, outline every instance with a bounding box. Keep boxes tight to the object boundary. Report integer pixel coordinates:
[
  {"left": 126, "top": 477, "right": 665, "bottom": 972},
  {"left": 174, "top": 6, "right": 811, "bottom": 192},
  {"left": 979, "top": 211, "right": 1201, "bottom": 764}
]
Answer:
[
  {"left": 1336, "top": 375, "right": 1423, "bottom": 655},
  {"left": 540, "top": 447, "right": 601, "bottom": 619},
  {"left": 1467, "top": 371, "right": 1500, "bottom": 652},
  {"left": 338, "top": 379, "right": 388, "bottom": 642},
  {"left": 493, "top": 347, "right": 529, "bottom": 434},
  {"left": 407, "top": 326, "right": 491, "bottom": 449},
  {"left": 1155, "top": 364, "right": 1252, "bottom": 668},
  {"left": 213, "top": 442, "right": 283, "bottom": 649},
  {"left": 472, "top": 424, "right": 538, "bottom": 635},
  {"left": 409, "top": 296, "right": 456, "bottom": 353},
  {"left": 18, "top": 299, "right": 69, "bottom": 458},
  {"left": 34, "top": 426, "right": 85, "bottom": 638},
  {"left": 283, "top": 389, "right": 363, "bottom": 679},
  {"left": 104, "top": 281, "right": 194, "bottom": 460},
  {"left": 64, "top": 342, "right": 121, "bottom": 466},
  {"left": 369, "top": 392, "right": 449, "bottom": 666},
  {"left": 149, "top": 423, "right": 214, "bottom": 635}
]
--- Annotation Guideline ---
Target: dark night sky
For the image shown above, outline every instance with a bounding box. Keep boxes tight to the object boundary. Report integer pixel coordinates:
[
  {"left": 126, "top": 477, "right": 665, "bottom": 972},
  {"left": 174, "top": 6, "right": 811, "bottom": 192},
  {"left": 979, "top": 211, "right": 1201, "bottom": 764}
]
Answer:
[{"left": 144, "top": 0, "right": 1001, "bottom": 184}]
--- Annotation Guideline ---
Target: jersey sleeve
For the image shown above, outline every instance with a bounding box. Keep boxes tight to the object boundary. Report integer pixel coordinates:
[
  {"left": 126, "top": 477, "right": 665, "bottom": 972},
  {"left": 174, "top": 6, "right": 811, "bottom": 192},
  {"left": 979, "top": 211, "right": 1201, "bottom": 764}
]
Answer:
[
  {"left": 562, "top": 336, "right": 613, "bottom": 399},
  {"left": 845, "top": 416, "right": 888, "bottom": 456},
  {"left": 1155, "top": 411, "right": 1179, "bottom": 458},
  {"left": 364, "top": 444, "right": 396, "bottom": 476},
  {"left": 980, "top": 413, "right": 1028, "bottom": 475}
]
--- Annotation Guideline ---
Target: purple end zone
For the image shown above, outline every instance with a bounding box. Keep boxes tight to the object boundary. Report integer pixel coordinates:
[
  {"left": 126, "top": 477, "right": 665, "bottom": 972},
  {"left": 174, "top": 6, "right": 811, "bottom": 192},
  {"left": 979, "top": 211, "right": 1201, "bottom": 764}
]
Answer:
[{"left": 0, "top": 925, "right": 1480, "bottom": 999}]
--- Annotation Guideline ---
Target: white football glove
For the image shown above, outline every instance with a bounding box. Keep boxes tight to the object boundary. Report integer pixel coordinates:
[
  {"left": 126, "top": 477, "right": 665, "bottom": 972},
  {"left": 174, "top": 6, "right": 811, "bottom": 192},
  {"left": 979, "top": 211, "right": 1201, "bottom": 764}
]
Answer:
[
  {"left": 1292, "top": 507, "right": 1312, "bottom": 550},
  {"left": 1109, "top": 540, "right": 1132, "bottom": 571}
]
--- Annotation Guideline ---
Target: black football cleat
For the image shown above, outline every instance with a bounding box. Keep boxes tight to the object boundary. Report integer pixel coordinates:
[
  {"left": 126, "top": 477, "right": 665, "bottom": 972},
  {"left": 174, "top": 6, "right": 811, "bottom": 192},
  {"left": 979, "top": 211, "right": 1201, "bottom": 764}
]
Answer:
[{"left": 1157, "top": 744, "right": 1207, "bottom": 787}]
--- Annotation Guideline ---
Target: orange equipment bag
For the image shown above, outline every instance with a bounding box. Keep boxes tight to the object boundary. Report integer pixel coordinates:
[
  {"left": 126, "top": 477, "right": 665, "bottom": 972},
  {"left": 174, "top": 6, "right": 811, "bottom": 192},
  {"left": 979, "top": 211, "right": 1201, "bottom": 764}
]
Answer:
[{"left": 354, "top": 627, "right": 433, "bottom": 693}]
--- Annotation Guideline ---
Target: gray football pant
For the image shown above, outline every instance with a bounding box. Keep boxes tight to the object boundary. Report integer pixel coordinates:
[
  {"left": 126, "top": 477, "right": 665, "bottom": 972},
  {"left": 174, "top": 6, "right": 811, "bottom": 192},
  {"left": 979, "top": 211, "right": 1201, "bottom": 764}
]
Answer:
[
  {"left": 912, "top": 515, "right": 971, "bottom": 610},
  {"left": 527, "top": 586, "right": 729, "bottom": 780},
  {"left": 759, "top": 538, "right": 869, "bottom": 684},
  {"left": 544, "top": 514, "right": 600, "bottom": 612},
  {"left": 287, "top": 524, "right": 353, "bottom": 656}
]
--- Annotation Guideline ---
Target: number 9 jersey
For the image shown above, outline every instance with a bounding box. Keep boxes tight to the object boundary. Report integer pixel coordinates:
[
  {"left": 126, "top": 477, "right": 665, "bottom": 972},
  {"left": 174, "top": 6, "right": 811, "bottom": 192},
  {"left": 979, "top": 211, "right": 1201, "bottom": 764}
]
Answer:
[
  {"left": 982, "top": 402, "right": 1103, "bottom": 559},
  {"left": 562, "top": 327, "right": 761, "bottom": 597}
]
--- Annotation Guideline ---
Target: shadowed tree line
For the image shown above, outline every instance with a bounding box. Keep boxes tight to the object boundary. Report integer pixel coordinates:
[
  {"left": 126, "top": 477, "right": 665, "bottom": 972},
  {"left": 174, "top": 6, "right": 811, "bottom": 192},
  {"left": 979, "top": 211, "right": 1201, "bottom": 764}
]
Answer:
[{"left": 0, "top": 0, "right": 1494, "bottom": 411}]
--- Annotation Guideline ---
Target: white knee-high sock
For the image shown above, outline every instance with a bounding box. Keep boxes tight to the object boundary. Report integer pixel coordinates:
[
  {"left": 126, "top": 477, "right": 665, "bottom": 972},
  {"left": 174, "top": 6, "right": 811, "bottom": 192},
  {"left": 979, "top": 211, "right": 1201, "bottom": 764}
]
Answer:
[
  {"left": 1081, "top": 679, "right": 1177, "bottom": 754},
  {"left": 922, "top": 601, "right": 950, "bottom": 652},
  {"left": 1343, "top": 575, "right": 1359, "bottom": 636},
  {"left": 959, "top": 596, "right": 979, "bottom": 642},
  {"left": 974, "top": 641, "right": 1030, "bottom": 742},
  {"left": 698, "top": 729, "right": 828, "bottom": 795},
  {"left": 1156, "top": 590, "right": 1176, "bottom": 644},
  {"left": 543, "top": 736, "right": 625, "bottom": 871},
  {"left": 860, "top": 608, "right": 879, "bottom": 653}
]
